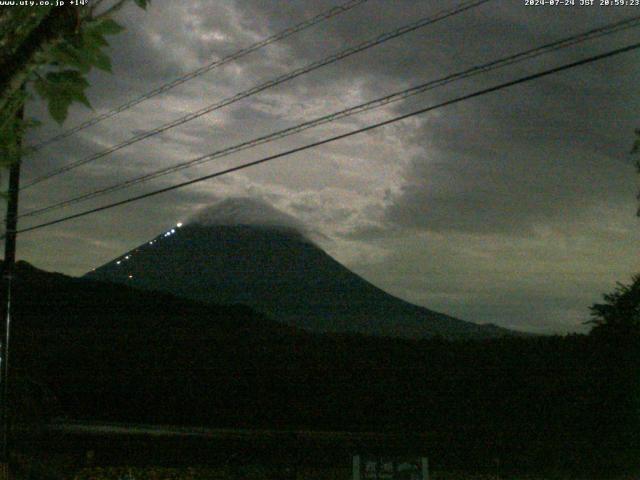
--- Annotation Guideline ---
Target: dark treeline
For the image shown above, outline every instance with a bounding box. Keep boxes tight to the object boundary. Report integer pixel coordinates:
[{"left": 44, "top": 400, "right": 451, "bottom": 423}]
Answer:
[{"left": 6, "top": 261, "right": 640, "bottom": 476}]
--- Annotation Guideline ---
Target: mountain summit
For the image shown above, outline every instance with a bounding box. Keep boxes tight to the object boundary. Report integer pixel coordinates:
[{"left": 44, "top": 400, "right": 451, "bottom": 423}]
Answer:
[{"left": 85, "top": 201, "right": 512, "bottom": 339}]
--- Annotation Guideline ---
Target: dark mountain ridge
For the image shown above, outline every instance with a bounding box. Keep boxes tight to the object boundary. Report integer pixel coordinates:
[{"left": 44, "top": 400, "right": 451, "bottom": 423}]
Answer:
[
  {"left": 85, "top": 223, "right": 514, "bottom": 340},
  {"left": 4, "top": 261, "right": 638, "bottom": 475}
]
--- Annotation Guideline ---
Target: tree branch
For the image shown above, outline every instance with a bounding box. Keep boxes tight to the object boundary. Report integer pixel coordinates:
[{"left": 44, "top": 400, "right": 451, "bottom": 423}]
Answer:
[{"left": 0, "top": 8, "right": 78, "bottom": 93}]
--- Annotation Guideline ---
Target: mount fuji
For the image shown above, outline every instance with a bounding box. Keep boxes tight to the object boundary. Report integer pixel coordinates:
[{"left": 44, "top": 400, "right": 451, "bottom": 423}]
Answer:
[{"left": 85, "top": 199, "right": 513, "bottom": 339}]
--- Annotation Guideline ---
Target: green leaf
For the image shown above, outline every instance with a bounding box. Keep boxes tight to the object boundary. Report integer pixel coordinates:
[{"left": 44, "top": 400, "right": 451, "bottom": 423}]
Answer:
[
  {"left": 33, "top": 76, "right": 52, "bottom": 101},
  {"left": 83, "top": 28, "right": 109, "bottom": 48},
  {"left": 91, "top": 49, "right": 112, "bottom": 72},
  {"left": 48, "top": 95, "right": 72, "bottom": 124},
  {"left": 50, "top": 43, "right": 92, "bottom": 73},
  {"left": 55, "top": 29, "right": 115, "bottom": 74},
  {"left": 46, "top": 70, "right": 89, "bottom": 88},
  {"left": 134, "top": 0, "right": 150, "bottom": 10},
  {"left": 48, "top": 71, "right": 90, "bottom": 109},
  {"left": 88, "top": 18, "right": 125, "bottom": 37},
  {"left": 34, "top": 70, "right": 92, "bottom": 124},
  {"left": 75, "top": 90, "right": 92, "bottom": 109}
]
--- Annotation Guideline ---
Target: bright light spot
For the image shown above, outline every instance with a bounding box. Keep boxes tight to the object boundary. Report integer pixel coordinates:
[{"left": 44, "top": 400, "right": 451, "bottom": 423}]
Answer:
[
  {"left": 128, "top": 275, "right": 133, "bottom": 279},
  {"left": 176, "top": 222, "right": 183, "bottom": 228},
  {"left": 125, "top": 255, "right": 130, "bottom": 260},
  {"left": 116, "top": 261, "right": 121, "bottom": 265},
  {"left": 171, "top": 229, "right": 176, "bottom": 234}
]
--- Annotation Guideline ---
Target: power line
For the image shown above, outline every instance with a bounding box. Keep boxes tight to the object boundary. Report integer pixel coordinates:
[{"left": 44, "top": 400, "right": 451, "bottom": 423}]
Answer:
[
  {"left": 14, "top": 39, "right": 640, "bottom": 236},
  {"left": 22, "top": 0, "right": 492, "bottom": 190},
  {"left": 18, "top": 14, "right": 640, "bottom": 220},
  {"left": 27, "top": 0, "right": 369, "bottom": 152}
]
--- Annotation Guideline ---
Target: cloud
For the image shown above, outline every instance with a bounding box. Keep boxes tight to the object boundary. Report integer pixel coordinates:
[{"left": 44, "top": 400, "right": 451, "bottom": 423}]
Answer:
[
  {"left": 382, "top": 51, "right": 639, "bottom": 236},
  {"left": 189, "top": 195, "right": 306, "bottom": 231}
]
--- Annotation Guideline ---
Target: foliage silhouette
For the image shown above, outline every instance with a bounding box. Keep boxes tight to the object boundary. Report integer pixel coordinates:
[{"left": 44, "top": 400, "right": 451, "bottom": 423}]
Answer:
[{"left": 589, "top": 274, "right": 640, "bottom": 339}]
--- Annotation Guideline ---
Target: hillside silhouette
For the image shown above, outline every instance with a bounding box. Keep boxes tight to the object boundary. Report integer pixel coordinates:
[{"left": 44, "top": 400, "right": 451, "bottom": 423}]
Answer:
[{"left": 6, "top": 261, "right": 639, "bottom": 476}]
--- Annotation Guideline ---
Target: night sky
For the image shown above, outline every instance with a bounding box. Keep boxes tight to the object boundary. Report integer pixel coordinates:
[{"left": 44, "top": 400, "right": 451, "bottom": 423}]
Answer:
[{"left": 12, "top": 0, "right": 640, "bottom": 334}]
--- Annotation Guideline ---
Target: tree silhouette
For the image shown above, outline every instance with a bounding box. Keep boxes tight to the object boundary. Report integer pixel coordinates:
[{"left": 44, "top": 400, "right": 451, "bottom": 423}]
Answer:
[{"left": 588, "top": 274, "right": 640, "bottom": 338}]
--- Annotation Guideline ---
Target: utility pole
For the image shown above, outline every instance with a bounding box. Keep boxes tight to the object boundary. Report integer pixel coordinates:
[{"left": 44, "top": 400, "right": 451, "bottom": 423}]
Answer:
[{"left": 0, "top": 107, "right": 23, "bottom": 480}]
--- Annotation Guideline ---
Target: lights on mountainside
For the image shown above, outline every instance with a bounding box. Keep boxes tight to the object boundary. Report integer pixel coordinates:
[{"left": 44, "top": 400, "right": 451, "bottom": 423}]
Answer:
[
  {"left": 114, "top": 223, "right": 183, "bottom": 268},
  {"left": 154, "top": 224, "right": 181, "bottom": 241},
  {"left": 114, "top": 224, "right": 181, "bottom": 262},
  {"left": 128, "top": 274, "right": 133, "bottom": 279}
]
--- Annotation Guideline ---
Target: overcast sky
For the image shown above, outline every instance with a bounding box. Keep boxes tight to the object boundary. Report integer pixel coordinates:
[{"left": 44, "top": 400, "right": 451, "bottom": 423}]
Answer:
[{"left": 12, "top": 0, "right": 640, "bottom": 334}]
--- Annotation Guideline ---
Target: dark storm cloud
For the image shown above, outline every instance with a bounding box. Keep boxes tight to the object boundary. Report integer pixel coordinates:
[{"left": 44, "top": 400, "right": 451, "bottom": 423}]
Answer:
[
  {"left": 232, "top": 0, "right": 638, "bottom": 95},
  {"left": 382, "top": 51, "right": 639, "bottom": 235}
]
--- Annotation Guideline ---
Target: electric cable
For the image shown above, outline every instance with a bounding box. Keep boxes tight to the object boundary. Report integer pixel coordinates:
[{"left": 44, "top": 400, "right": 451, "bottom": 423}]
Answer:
[
  {"left": 18, "top": 15, "right": 640, "bottom": 220},
  {"left": 14, "top": 39, "right": 640, "bottom": 236},
  {"left": 28, "top": 0, "right": 370, "bottom": 151},
  {"left": 22, "top": 0, "right": 492, "bottom": 189}
]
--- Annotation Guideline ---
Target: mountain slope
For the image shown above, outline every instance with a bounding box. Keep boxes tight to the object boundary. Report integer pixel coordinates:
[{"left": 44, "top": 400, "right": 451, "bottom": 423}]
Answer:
[{"left": 85, "top": 223, "right": 512, "bottom": 339}]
